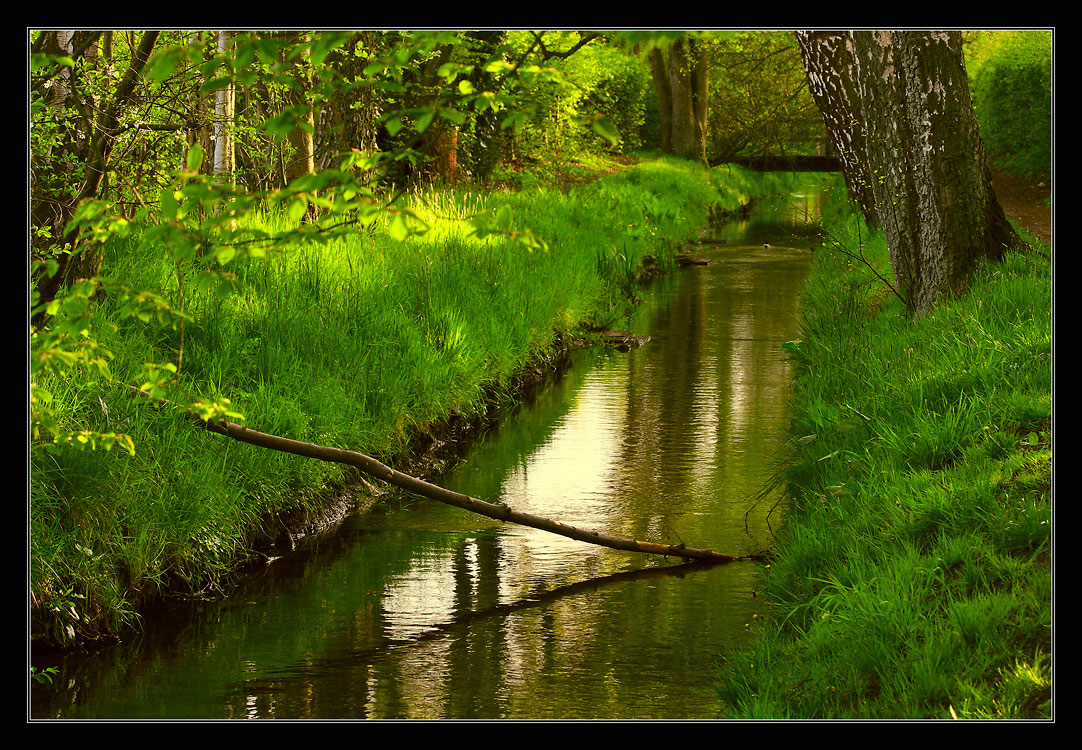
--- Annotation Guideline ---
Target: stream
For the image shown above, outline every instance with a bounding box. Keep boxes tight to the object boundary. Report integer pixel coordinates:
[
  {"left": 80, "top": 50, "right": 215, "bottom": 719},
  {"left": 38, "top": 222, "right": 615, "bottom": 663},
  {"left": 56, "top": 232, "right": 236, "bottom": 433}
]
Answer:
[{"left": 31, "top": 180, "right": 823, "bottom": 720}]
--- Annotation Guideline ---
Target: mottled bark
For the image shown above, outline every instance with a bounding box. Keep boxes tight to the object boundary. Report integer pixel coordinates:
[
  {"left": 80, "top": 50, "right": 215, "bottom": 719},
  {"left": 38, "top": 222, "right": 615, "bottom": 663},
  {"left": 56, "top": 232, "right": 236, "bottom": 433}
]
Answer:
[
  {"left": 798, "top": 30, "right": 1025, "bottom": 315},
  {"left": 797, "top": 31, "right": 877, "bottom": 225}
]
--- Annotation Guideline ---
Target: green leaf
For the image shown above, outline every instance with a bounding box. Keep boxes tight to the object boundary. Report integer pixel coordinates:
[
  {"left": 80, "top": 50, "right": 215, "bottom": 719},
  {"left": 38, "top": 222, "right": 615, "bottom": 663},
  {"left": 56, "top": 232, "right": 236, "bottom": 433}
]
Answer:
[
  {"left": 415, "top": 109, "right": 435, "bottom": 134},
  {"left": 591, "top": 117, "right": 620, "bottom": 147},
  {"left": 495, "top": 205, "right": 512, "bottom": 232},
  {"left": 186, "top": 144, "right": 204, "bottom": 173},
  {"left": 384, "top": 114, "right": 403, "bottom": 136},
  {"left": 388, "top": 213, "right": 409, "bottom": 242},
  {"left": 144, "top": 47, "right": 185, "bottom": 84},
  {"left": 160, "top": 189, "right": 178, "bottom": 221},
  {"left": 199, "top": 76, "right": 233, "bottom": 95},
  {"left": 286, "top": 197, "right": 308, "bottom": 223},
  {"left": 440, "top": 108, "right": 466, "bottom": 125}
]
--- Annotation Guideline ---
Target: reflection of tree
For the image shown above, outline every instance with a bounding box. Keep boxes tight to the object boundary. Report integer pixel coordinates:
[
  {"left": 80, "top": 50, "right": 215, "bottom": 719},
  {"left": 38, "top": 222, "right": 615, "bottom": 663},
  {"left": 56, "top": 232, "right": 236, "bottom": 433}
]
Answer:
[{"left": 612, "top": 229, "right": 815, "bottom": 547}]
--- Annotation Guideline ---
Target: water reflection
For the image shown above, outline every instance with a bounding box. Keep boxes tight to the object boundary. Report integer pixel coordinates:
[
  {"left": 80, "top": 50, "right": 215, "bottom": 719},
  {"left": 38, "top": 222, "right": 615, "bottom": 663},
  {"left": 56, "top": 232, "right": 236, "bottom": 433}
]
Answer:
[{"left": 32, "top": 184, "right": 823, "bottom": 720}]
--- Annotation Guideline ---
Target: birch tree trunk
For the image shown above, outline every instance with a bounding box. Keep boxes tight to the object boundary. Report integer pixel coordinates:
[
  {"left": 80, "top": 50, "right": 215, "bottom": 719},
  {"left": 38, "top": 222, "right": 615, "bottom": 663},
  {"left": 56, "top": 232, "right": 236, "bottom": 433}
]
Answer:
[
  {"left": 212, "top": 31, "right": 236, "bottom": 184},
  {"left": 798, "top": 30, "right": 1025, "bottom": 316}
]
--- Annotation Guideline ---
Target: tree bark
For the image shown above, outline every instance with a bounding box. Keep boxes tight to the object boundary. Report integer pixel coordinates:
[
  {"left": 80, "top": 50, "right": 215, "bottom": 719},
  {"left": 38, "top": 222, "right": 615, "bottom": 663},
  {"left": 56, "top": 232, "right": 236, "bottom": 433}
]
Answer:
[
  {"left": 648, "top": 38, "right": 709, "bottom": 162},
  {"left": 212, "top": 31, "right": 236, "bottom": 184},
  {"left": 796, "top": 31, "right": 877, "bottom": 226},
  {"left": 282, "top": 31, "right": 316, "bottom": 187},
  {"left": 647, "top": 47, "right": 674, "bottom": 154},
  {"left": 798, "top": 30, "right": 1026, "bottom": 316}
]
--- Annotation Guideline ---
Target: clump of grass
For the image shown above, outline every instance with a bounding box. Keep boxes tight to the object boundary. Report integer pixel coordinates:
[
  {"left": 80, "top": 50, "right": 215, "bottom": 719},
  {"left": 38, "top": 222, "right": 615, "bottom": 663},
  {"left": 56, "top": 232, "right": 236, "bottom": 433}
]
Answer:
[{"left": 715, "top": 210, "right": 1052, "bottom": 719}]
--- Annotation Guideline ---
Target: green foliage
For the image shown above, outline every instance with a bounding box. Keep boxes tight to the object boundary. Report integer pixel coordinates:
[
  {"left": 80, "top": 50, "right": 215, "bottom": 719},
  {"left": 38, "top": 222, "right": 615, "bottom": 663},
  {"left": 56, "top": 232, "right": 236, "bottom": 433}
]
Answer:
[
  {"left": 967, "top": 30, "right": 1052, "bottom": 178},
  {"left": 704, "top": 31, "right": 822, "bottom": 160},
  {"left": 493, "top": 32, "right": 650, "bottom": 163}
]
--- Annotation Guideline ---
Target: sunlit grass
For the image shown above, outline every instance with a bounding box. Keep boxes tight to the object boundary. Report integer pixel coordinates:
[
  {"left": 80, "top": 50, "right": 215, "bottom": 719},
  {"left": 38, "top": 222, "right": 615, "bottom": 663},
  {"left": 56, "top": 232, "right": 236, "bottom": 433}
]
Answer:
[{"left": 715, "top": 210, "right": 1052, "bottom": 719}]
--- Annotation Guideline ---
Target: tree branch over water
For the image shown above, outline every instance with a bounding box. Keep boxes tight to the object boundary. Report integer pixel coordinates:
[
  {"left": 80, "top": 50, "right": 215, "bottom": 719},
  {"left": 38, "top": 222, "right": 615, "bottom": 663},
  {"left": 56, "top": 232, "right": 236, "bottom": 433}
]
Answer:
[{"left": 131, "top": 386, "right": 769, "bottom": 565}]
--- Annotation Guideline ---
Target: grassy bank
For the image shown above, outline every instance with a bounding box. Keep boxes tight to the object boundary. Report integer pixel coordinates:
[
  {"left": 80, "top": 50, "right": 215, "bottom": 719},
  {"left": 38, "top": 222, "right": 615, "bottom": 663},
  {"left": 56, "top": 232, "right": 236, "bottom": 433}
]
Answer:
[
  {"left": 714, "top": 206, "right": 1053, "bottom": 718},
  {"left": 31, "top": 156, "right": 786, "bottom": 648}
]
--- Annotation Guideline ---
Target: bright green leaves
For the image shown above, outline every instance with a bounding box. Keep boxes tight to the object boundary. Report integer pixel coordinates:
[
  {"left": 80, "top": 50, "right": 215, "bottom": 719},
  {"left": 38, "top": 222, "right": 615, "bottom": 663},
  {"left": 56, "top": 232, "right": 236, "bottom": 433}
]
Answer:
[
  {"left": 160, "top": 186, "right": 179, "bottom": 222},
  {"left": 143, "top": 44, "right": 187, "bottom": 85},
  {"left": 572, "top": 113, "right": 620, "bottom": 147},
  {"left": 263, "top": 106, "right": 315, "bottom": 142},
  {"left": 65, "top": 200, "right": 132, "bottom": 247},
  {"left": 468, "top": 204, "right": 549, "bottom": 252}
]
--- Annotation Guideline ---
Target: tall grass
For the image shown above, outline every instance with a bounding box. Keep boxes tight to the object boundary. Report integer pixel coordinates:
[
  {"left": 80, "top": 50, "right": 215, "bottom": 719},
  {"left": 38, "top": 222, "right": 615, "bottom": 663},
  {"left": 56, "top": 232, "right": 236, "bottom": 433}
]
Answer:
[
  {"left": 31, "top": 156, "right": 763, "bottom": 645},
  {"left": 714, "top": 203, "right": 1052, "bottom": 719}
]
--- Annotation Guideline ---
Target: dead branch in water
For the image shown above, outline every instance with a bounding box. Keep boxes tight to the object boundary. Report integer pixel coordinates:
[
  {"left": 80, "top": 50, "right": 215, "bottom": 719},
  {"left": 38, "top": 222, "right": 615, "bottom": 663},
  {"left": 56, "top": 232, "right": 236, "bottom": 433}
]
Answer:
[{"left": 131, "top": 387, "right": 768, "bottom": 565}]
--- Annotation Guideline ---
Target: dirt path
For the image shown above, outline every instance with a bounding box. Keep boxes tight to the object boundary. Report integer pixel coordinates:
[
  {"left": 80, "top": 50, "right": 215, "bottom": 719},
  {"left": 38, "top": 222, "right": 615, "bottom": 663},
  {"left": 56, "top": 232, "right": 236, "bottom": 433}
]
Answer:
[{"left": 991, "top": 167, "right": 1052, "bottom": 245}]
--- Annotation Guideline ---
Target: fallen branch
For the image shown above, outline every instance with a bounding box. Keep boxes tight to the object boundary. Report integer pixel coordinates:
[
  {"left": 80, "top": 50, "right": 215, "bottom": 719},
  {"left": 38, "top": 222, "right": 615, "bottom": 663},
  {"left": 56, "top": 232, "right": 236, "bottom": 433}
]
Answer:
[{"left": 132, "top": 387, "right": 766, "bottom": 564}]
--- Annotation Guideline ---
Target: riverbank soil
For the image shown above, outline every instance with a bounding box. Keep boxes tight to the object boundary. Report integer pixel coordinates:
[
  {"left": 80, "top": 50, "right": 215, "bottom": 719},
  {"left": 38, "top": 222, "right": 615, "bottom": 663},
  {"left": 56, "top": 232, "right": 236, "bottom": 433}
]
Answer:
[{"left": 991, "top": 166, "right": 1052, "bottom": 244}]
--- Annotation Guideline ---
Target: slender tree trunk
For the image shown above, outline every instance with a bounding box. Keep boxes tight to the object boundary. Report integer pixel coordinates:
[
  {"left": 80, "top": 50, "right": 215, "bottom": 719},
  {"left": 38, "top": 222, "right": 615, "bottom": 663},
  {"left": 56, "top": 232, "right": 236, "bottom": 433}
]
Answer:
[
  {"left": 647, "top": 47, "right": 674, "bottom": 154},
  {"left": 212, "top": 31, "right": 236, "bottom": 184},
  {"left": 465, "top": 31, "right": 507, "bottom": 184},
  {"left": 798, "top": 30, "right": 1026, "bottom": 315},
  {"left": 282, "top": 31, "right": 315, "bottom": 186},
  {"left": 316, "top": 31, "right": 380, "bottom": 174}
]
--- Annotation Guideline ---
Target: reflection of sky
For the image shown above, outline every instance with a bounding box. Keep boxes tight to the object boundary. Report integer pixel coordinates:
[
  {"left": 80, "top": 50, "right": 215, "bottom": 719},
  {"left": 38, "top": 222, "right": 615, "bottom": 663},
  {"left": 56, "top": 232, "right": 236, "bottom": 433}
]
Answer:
[
  {"left": 495, "top": 366, "right": 630, "bottom": 586},
  {"left": 383, "top": 550, "right": 459, "bottom": 640},
  {"left": 726, "top": 311, "right": 757, "bottom": 440},
  {"left": 380, "top": 240, "right": 812, "bottom": 650},
  {"left": 374, "top": 192, "right": 819, "bottom": 716}
]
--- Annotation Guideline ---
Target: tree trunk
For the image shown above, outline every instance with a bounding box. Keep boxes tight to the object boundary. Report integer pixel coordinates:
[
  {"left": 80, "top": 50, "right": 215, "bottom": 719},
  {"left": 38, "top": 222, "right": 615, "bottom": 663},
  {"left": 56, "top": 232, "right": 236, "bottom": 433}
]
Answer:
[
  {"left": 798, "top": 30, "right": 1026, "bottom": 315},
  {"left": 212, "top": 31, "right": 236, "bottom": 184},
  {"left": 647, "top": 47, "right": 674, "bottom": 154},
  {"left": 465, "top": 30, "right": 508, "bottom": 184},
  {"left": 316, "top": 31, "right": 380, "bottom": 173},
  {"left": 796, "top": 31, "right": 877, "bottom": 226},
  {"left": 647, "top": 38, "right": 709, "bottom": 163},
  {"left": 282, "top": 31, "right": 315, "bottom": 187}
]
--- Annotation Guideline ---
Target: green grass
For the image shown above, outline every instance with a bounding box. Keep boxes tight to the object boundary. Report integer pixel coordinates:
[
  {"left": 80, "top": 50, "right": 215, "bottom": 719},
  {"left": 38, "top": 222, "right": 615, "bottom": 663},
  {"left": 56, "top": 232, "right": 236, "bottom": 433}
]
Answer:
[
  {"left": 31, "top": 156, "right": 774, "bottom": 647},
  {"left": 714, "top": 207, "right": 1052, "bottom": 719}
]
